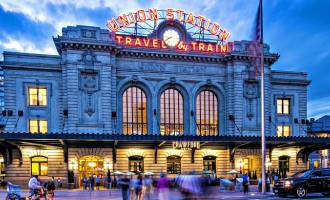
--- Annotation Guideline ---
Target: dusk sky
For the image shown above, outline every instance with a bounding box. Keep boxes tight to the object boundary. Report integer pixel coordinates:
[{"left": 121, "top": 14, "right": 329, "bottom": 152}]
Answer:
[{"left": 0, "top": 0, "right": 329, "bottom": 119}]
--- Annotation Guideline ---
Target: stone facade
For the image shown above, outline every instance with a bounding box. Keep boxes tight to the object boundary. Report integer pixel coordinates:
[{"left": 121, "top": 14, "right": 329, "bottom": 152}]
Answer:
[{"left": 0, "top": 24, "right": 311, "bottom": 186}]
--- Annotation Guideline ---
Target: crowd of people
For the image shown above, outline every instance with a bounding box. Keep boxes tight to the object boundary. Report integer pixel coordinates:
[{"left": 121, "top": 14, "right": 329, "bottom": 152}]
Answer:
[{"left": 115, "top": 173, "right": 216, "bottom": 200}]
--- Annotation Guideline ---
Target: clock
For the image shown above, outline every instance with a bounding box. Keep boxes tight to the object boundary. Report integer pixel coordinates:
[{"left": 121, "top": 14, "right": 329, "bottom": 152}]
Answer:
[{"left": 163, "top": 28, "right": 180, "bottom": 48}]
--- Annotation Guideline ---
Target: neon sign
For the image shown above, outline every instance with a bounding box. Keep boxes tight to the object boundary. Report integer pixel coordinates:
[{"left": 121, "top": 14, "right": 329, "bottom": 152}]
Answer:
[
  {"left": 107, "top": 8, "right": 230, "bottom": 42},
  {"left": 115, "top": 35, "right": 229, "bottom": 54}
]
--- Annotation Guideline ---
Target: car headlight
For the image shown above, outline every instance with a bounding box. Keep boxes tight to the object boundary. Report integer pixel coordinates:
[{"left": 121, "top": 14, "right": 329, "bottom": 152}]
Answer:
[{"left": 284, "top": 180, "right": 293, "bottom": 187}]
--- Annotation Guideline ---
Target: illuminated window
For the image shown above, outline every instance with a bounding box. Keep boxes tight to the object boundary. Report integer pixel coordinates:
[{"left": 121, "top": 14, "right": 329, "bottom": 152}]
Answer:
[
  {"left": 29, "top": 120, "right": 48, "bottom": 133},
  {"left": 203, "top": 156, "right": 216, "bottom": 173},
  {"left": 242, "top": 158, "right": 249, "bottom": 174},
  {"left": 277, "top": 125, "right": 291, "bottom": 137},
  {"left": 160, "top": 89, "right": 184, "bottom": 136},
  {"left": 122, "top": 87, "right": 147, "bottom": 135},
  {"left": 313, "top": 160, "right": 319, "bottom": 168},
  {"left": 28, "top": 87, "right": 47, "bottom": 106},
  {"left": 167, "top": 156, "right": 181, "bottom": 174},
  {"left": 128, "top": 156, "right": 144, "bottom": 174},
  {"left": 196, "top": 90, "right": 218, "bottom": 136},
  {"left": 31, "top": 156, "right": 48, "bottom": 176},
  {"left": 277, "top": 98, "right": 290, "bottom": 115}
]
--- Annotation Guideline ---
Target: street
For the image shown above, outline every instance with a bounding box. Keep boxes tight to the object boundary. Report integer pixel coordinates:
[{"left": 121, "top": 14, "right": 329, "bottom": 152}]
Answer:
[{"left": 0, "top": 189, "right": 328, "bottom": 200}]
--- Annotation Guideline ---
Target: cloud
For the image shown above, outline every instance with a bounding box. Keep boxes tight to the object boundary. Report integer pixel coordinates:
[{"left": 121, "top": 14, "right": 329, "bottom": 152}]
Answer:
[
  {"left": 0, "top": 35, "right": 57, "bottom": 55},
  {"left": 308, "top": 96, "right": 330, "bottom": 119}
]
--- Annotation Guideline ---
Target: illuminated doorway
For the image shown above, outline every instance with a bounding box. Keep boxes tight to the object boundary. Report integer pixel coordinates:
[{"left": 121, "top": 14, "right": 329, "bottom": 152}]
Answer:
[
  {"left": 241, "top": 155, "right": 261, "bottom": 180},
  {"left": 78, "top": 155, "right": 104, "bottom": 187}
]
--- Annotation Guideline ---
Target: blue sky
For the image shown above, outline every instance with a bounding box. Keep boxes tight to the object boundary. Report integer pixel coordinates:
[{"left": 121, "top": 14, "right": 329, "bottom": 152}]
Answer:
[{"left": 0, "top": 0, "right": 329, "bottom": 119}]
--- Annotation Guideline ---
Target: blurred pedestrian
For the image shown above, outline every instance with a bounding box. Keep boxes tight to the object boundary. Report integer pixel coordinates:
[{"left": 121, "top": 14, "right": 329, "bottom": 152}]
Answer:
[
  {"left": 143, "top": 175, "right": 153, "bottom": 200},
  {"left": 89, "top": 175, "right": 95, "bottom": 191},
  {"left": 242, "top": 173, "right": 249, "bottom": 194},
  {"left": 135, "top": 174, "right": 143, "bottom": 200},
  {"left": 57, "top": 177, "right": 62, "bottom": 189},
  {"left": 96, "top": 175, "right": 101, "bottom": 190},
  {"left": 82, "top": 176, "right": 87, "bottom": 190},
  {"left": 157, "top": 173, "right": 170, "bottom": 200},
  {"left": 107, "top": 174, "right": 112, "bottom": 189},
  {"left": 266, "top": 175, "right": 270, "bottom": 192},
  {"left": 120, "top": 175, "right": 130, "bottom": 200}
]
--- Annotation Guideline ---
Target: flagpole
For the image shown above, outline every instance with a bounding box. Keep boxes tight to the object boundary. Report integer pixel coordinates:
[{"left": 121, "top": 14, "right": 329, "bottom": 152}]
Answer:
[{"left": 259, "top": 0, "right": 266, "bottom": 194}]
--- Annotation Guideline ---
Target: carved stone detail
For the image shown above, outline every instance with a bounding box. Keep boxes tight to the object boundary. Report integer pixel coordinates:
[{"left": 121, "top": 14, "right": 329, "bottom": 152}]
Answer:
[{"left": 79, "top": 71, "right": 99, "bottom": 119}]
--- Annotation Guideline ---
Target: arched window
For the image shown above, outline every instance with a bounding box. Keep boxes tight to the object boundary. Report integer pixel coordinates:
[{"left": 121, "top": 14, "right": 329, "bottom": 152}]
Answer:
[
  {"left": 279, "top": 156, "right": 290, "bottom": 178},
  {"left": 160, "top": 88, "right": 184, "bottom": 136},
  {"left": 122, "top": 87, "right": 147, "bottom": 135},
  {"left": 31, "top": 156, "right": 48, "bottom": 176},
  {"left": 129, "top": 156, "right": 144, "bottom": 173},
  {"left": 167, "top": 156, "right": 181, "bottom": 174},
  {"left": 203, "top": 156, "right": 216, "bottom": 173},
  {"left": 196, "top": 90, "right": 218, "bottom": 136}
]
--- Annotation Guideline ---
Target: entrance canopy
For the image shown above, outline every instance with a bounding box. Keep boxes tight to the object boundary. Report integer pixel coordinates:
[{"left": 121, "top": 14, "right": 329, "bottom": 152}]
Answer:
[
  {"left": 0, "top": 132, "right": 329, "bottom": 148},
  {"left": 0, "top": 132, "right": 329, "bottom": 165}
]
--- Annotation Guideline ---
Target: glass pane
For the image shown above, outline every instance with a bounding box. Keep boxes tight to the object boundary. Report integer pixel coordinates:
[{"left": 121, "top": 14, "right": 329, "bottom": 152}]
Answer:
[
  {"left": 31, "top": 163, "right": 40, "bottom": 175},
  {"left": 40, "top": 163, "right": 48, "bottom": 175},
  {"left": 283, "top": 126, "right": 290, "bottom": 136},
  {"left": 32, "top": 156, "right": 48, "bottom": 162},
  {"left": 277, "top": 126, "right": 283, "bottom": 137},
  {"left": 38, "top": 88, "right": 47, "bottom": 106},
  {"left": 277, "top": 99, "right": 283, "bottom": 114},
  {"left": 283, "top": 99, "right": 289, "bottom": 114},
  {"left": 29, "top": 120, "right": 39, "bottom": 133},
  {"left": 29, "top": 88, "right": 38, "bottom": 106},
  {"left": 39, "top": 120, "right": 48, "bottom": 133}
]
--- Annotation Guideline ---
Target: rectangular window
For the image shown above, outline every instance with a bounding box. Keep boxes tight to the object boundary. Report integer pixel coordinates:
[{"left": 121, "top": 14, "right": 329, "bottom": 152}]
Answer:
[
  {"left": 28, "top": 87, "right": 47, "bottom": 106},
  {"left": 31, "top": 156, "right": 48, "bottom": 176},
  {"left": 29, "top": 120, "right": 48, "bottom": 133},
  {"left": 277, "top": 125, "right": 291, "bottom": 137},
  {"left": 277, "top": 98, "right": 290, "bottom": 114}
]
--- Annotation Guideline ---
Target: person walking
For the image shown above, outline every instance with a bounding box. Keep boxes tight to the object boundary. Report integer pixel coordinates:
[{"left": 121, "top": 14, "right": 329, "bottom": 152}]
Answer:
[
  {"left": 135, "top": 174, "right": 143, "bottom": 200},
  {"left": 143, "top": 175, "right": 153, "bottom": 200},
  {"left": 157, "top": 173, "right": 170, "bottom": 200},
  {"left": 120, "top": 175, "right": 130, "bottom": 200},
  {"left": 96, "top": 175, "right": 101, "bottom": 190},
  {"left": 89, "top": 175, "right": 95, "bottom": 191},
  {"left": 242, "top": 173, "right": 249, "bottom": 194},
  {"left": 82, "top": 176, "right": 87, "bottom": 190}
]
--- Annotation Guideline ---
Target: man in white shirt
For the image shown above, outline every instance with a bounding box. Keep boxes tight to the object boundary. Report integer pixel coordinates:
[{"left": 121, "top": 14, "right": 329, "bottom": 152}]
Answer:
[{"left": 28, "top": 175, "right": 43, "bottom": 195}]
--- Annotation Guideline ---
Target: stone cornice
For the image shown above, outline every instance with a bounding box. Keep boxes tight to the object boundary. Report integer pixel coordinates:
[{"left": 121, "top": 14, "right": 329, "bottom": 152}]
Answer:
[
  {"left": 54, "top": 38, "right": 279, "bottom": 64},
  {"left": 271, "top": 78, "right": 311, "bottom": 86},
  {"left": 1, "top": 61, "right": 61, "bottom": 72}
]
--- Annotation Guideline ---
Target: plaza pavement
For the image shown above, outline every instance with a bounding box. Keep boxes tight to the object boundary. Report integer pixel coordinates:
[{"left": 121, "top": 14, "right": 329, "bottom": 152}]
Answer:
[{"left": 0, "top": 188, "right": 327, "bottom": 200}]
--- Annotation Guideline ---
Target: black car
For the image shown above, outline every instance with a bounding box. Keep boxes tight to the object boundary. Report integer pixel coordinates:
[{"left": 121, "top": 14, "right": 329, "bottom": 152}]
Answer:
[{"left": 273, "top": 168, "right": 330, "bottom": 198}]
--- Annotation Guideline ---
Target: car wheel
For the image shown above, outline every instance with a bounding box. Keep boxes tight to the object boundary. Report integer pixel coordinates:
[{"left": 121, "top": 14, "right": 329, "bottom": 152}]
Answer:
[
  {"left": 296, "top": 186, "right": 307, "bottom": 198},
  {"left": 322, "top": 192, "right": 330, "bottom": 197}
]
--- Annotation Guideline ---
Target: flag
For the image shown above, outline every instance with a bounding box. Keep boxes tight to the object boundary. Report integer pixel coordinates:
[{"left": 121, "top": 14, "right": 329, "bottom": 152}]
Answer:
[{"left": 249, "top": 0, "right": 263, "bottom": 78}]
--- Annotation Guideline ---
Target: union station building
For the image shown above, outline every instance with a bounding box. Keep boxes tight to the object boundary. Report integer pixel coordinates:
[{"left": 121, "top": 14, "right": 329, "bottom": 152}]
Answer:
[{"left": 0, "top": 11, "right": 329, "bottom": 186}]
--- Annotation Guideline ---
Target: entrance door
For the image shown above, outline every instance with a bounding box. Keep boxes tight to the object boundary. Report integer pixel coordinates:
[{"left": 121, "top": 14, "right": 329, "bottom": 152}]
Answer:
[{"left": 79, "top": 155, "right": 104, "bottom": 187}]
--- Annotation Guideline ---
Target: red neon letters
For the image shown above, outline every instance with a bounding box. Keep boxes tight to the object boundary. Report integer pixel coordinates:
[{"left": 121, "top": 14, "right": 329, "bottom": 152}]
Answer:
[
  {"left": 107, "top": 8, "right": 231, "bottom": 42},
  {"left": 115, "top": 35, "right": 229, "bottom": 54}
]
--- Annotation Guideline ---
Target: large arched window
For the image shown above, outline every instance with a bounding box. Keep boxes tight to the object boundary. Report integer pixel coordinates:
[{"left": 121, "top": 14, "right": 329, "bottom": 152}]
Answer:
[
  {"left": 196, "top": 90, "right": 218, "bottom": 136},
  {"left": 160, "top": 88, "right": 184, "bottom": 136},
  {"left": 122, "top": 87, "right": 147, "bottom": 135}
]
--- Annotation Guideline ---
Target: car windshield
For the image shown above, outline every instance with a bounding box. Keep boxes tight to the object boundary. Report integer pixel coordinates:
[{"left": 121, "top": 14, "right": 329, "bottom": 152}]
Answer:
[{"left": 291, "top": 170, "right": 312, "bottom": 178}]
